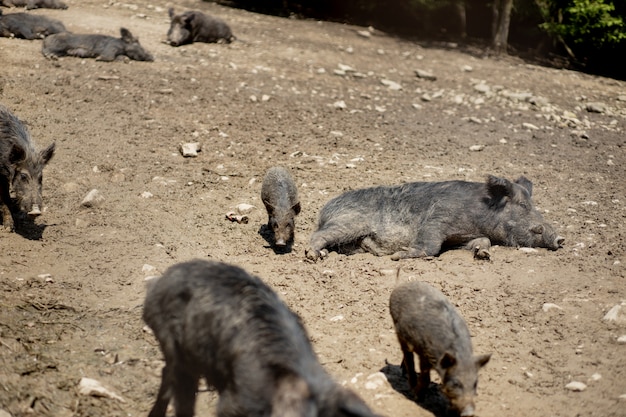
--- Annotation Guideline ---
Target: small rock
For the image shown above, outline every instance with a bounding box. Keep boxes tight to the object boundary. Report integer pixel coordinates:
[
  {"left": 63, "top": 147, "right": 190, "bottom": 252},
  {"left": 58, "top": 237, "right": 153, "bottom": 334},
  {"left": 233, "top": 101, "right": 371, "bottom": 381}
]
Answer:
[
  {"left": 381, "top": 79, "right": 402, "bottom": 90},
  {"left": 333, "top": 100, "right": 347, "bottom": 109},
  {"left": 473, "top": 83, "right": 490, "bottom": 94},
  {"left": 337, "top": 64, "right": 355, "bottom": 72},
  {"left": 81, "top": 189, "right": 104, "bottom": 207},
  {"left": 565, "top": 381, "right": 587, "bottom": 392},
  {"left": 461, "top": 65, "right": 473, "bottom": 72},
  {"left": 236, "top": 203, "right": 255, "bottom": 214},
  {"left": 356, "top": 30, "right": 371, "bottom": 38},
  {"left": 603, "top": 304, "right": 624, "bottom": 323},
  {"left": 542, "top": 303, "right": 563, "bottom": 312},
  {"left": 364, "top": 372, "right": 388, "bottom": 390},
  {"left": 411, "top": 103, "right": 423, "bottom": 110},
  {"left": 180, "top": 142, "right": 201, "bottom": 157},
  {"left": 414, "top": 69, "right": 436, "bottom": 81},
  {"left": 141, "top": 191, "right": 153, "bottom": 198},
  {"left": 469, "top": 145, "right": 484, "bottom": 152},
  {"left": 590, "top": 373, "right": 602, "bottom": 381},
  {"left": 522, "top": 122, "right": 539, "bottom": 130},
  {"left": 330, "top": 315, "right": 344, "bottom": 322},
  {"left": 585, "top": 102, "right": 607, "bottom": 113},
  {"left": 518, "top": 247, "right": 539, "bottom": 253},
  {"left": 78, "top": 377, "right": 125, "bottom": 402},
  {"left": 617, "top": 335, "right": 626, "bottom": 344},
  {"left": 261, "top": 94, "right": 270, "bottom": 102}
]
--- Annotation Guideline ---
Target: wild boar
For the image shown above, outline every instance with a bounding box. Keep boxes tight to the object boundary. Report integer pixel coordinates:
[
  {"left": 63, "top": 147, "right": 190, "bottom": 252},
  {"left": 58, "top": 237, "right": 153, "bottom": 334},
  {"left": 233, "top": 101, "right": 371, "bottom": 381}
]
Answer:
[
  {"left": 0, "top": 10, "right": 65, "bottom": 39},
  {"left": 261, "top": 166, "right": 300, "bottom": 248},
  {"left": 166, "top": 8, "right": 235, "bottom": 46}
]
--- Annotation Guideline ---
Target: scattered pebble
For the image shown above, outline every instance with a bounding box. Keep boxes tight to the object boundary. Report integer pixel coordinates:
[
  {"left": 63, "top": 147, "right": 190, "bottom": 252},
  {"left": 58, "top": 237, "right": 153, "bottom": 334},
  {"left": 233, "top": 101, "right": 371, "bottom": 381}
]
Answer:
[
  {"left": 236, "top": 203, "right": 255, "bottom": 214},
  {"left": 180, "top": 142, "right": 201, "bottom": 157},
  {"left": 522, "top": 122, "right": 539, "bottom": 130},
  {"left": 414, "top": 69, "right": 436, "bottom": 81},
  {"left": 469, "top": 145, "right": 484, "bottom": 152},
  {"left": 81, "top": 189, "right": 104, "bottom": 207},
  {"left": 565, "top": 381, "right": 587, "bottom": 392},
  {"left": 333, "top": 100, "right": 347, "bottom": 109},
  {"left": 603, "top": 304, "right": 623, "bottom": 322},
  {"left": 585, "top": 102, "right": 607, "bottom": 113},
  {"left": 78, "top": 377, "right": 125, "bottom": 402},
  {"left": 542, "top": 303, "right": 563, "bottom": 312},
  {"left": 518, "top": 247, "right": 538, "bottom": 253},
  {"left": 364, "top": 372, "right": 388, "bottom": 390},
  {"left": 141, "top": 191, "right": 153, "bottom": 198},
  {"left": 381, "top": 79, "right": 402, "bottom": 90},
  {"left": 617, "top": 335, "right": 626, "bottom": 344},
  {"left": 330, "top": 315, "right": 344, "bottom": 322},
  {"left": 474, "top": 83, "right": 490, "bottom": 94}
]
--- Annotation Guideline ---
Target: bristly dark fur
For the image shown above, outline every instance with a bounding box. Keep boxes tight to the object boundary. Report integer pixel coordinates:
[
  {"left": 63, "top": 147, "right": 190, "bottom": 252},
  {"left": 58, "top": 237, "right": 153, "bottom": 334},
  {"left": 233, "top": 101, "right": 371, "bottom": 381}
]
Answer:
[{"left": 143, "top": 259, "right": 380, "bottom": 417}]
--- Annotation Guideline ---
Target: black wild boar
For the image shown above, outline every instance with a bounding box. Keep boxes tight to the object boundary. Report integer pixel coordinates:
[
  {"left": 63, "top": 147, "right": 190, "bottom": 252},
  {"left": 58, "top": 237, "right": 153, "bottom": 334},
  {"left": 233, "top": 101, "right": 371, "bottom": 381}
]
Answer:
[
  {"left": 0, "top": 104, "right": 55, "bottom": 232},
  {"left": 261, "top": 166, "right": 300, "bottom": 248},
  {"left": 166, "top": 8, "right": 235, "bottom": 46},
  {"left": 143, "top": 259, "right": 380, "bottom": 417},
  {"left": 305, "top": 175, "right": 564, "bottom": 261},
  {"left": 389, "top": 281, "right": 491, "bottom": 417},
  {"left": 0, "top": 0, "right": 68, "bottom": 9},
  {"left": 41, "top": 27, "right": 154, "bottom": 61},
  {"left": 0, "top": 10, "right": 65, "bottom": 39}
]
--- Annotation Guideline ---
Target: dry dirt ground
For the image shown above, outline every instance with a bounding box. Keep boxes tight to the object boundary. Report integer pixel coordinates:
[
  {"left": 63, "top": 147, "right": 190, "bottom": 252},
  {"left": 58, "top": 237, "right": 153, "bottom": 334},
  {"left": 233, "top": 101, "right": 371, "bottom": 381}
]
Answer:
[{"left": 0, "top": 1, "right": 625, "bottom": 416}]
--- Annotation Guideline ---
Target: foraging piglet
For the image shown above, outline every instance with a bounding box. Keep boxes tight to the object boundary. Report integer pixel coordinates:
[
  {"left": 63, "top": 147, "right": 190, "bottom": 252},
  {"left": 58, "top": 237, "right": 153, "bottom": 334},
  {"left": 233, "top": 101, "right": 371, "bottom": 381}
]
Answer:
[
  {"left": 143, "top": 259, "right": 380, "bottom": 417},
  {"left": 305, "top": 175, "right": 564, "bottom": 261},
  {"left": 0, "top": 0, "right": 68, "bottom": 9},
  {"left": 0, "top": 104, "right": 55, "bottom": 232},
  {"left": 0, "top": 10, "right": 65, "bottom": 39},
  {"left": 166, "top": 8, "right": 235, "bottom": 46},
  {"left": 389, "top": 281, "right": 491, "bottom": 416},
  {"left": 42, "top": 27, "right": 153, "bottom": 61},
  {"left": 261, "top": 166, "right": 300, "bottom": 248}
]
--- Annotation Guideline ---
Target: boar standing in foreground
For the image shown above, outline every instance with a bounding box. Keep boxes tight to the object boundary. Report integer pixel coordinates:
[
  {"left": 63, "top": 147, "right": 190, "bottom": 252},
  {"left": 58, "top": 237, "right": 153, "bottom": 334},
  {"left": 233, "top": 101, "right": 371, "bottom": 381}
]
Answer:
[
  {"left": 0, "top": 105, "right": 55, "bottom": 232},
  {"left": 166, "top": 7, "right": 235, "bottom": 46},
  {"left": 0, "top": 10, "right": 65, "bottom": 39},
  {"left": 0, "top": 0, "right": 68, "bottom": 9},
  {"left": 143, "top": 259, "right": 380, "bottom": 417},
  {"left": 261, "top": 166, "right": 300, "bottom": 248},
  {"left": 42, "top": 27, "right": 153, "bottom": 61},
  {"left": 305, "top": 175, "right": 564, "bottom": 261},
  {"left": 390, "top": 281, "right": 491, "bottom": 416}
]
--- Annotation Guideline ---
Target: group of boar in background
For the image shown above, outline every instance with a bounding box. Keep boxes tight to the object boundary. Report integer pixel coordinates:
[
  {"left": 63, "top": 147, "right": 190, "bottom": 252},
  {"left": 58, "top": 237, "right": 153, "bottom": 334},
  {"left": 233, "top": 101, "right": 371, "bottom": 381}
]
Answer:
[
  {"left": 1, "top": 2, "right": 566, "bottom": 416},
  {"left": 0, "top": 2, "right": 235, "bottom": 61}
]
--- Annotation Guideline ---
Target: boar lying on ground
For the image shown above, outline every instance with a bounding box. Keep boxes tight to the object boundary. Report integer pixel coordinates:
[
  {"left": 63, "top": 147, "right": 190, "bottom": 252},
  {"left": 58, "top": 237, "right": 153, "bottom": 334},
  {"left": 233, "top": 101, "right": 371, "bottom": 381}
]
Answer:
[
  {"left": 0, "top": 10, "right": 65, "bottom": 39},
  {"left": 0, "top": 104, "right": 55, "bottom": 232},
  {"left": 166, "top": 7, "right": 235, "bottom": 46},
  {"left": 305, "top": 175, "right": 564, "bottom": 261},
  {"left": 261, "top": 166, "right": 300, "bottom": 248},
  {"left": 0, "top": 0, "right": 67, "bottom": 9},
  {"left": 390, "top": 281, "right": 491, "bottom": 416},
  {"left": 143, "top": 259, "right": 380, "bottom": 417},
  {"left": 42, "top": 27, "right": 153, "bottom": 61}
]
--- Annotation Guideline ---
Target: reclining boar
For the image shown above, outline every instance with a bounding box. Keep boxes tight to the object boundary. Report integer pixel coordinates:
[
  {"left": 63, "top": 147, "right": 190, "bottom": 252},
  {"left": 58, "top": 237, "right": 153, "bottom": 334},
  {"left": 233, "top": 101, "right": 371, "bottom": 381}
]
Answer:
[
  {"left": 0, "top": 104, "right": 55, "bottom": 232},
  {"left": 166, "top": 8, "right": 235, "bottom": 46},
  {"left": 143, "top": 259, "right": 380, "bottom": 417},
  {"left": 42, "top": 27, "right": 153, "bottom": 61},
  {"left": 390, "top": 281, "right": 491, "bottom": 416},
  {"left": 0, "top": 10, "right": 65, "bottom": 39},
  {"left": 305, "top": 175, "right": 564, "bottom": 261},
  {"left": 0, "top": 0, "right": 68, "bottom": 9}
]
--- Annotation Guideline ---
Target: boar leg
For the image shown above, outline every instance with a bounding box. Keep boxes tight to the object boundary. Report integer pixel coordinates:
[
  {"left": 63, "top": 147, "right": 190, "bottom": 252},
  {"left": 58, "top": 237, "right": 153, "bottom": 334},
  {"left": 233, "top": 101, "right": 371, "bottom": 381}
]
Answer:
[
  {"left": 171, "top": 367, "right": 199, "bottom": 417},
  {"left": 415, "top": 355, "right": 432, "bottom": 399},
  {"left": 0, "top": 178, "right": 14, "bottom": 232},
  {"left": 399, "top": 340, "right": 418, "bottom": 391},
  {"left": 148, "top": 364, "right": 174, "bottom": 417},
  {"left": 306, "top": 222, "right": 372, "bottom": 261},
  {"left": 464, "top": 237, "right": 492, "bottom": 260},
  {"left": 391, "top": 229, "right": 445, "bottom": 260}
]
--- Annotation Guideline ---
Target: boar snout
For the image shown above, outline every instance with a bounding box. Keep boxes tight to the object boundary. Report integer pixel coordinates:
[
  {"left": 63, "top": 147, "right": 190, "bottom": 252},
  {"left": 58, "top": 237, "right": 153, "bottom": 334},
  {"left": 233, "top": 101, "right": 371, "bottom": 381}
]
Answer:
[
  {"left": 27, "top": 205, "right": 42, "bottom": 217},
  {"left": 275, "top": 238, "right": 286, "bottom": 247},
  {"left": 460, "top": 403, "right": 475, "bottom": 417}
]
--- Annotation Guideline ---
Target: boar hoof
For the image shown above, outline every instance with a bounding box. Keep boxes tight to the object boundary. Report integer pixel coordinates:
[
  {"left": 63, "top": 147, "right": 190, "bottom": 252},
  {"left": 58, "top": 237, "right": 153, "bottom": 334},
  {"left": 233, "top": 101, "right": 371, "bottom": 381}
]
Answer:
[
  {"left": 305, "top": 247, "right": 327, "bottom": 261},
  {"left": 473, "top": 247, "right": 491, "bottom": 260}
]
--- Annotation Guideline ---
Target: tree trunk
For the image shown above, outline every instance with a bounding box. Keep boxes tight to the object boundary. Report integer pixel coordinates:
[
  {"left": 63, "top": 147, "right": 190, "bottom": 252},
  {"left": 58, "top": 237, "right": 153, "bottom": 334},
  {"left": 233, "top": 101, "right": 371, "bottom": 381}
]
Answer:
[
  {"left": 492, "top": 0, "right": 513, "bottom": 54},
  {"left": 453, "top": 0, "right": 467, "bottom": 38}
]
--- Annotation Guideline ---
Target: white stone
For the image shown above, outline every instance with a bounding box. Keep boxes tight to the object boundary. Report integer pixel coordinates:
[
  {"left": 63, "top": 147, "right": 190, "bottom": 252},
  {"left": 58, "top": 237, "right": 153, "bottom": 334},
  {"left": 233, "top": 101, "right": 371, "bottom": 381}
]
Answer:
[
  {"left": 78, "top": 377, "right": 125, "bottom": 402},
  {"left": 542, "top": 303, "right": 563, "bottom": 312},
  {"left": 603, "top": 304, "right": 623, "bottom": 322},
  {"left": 617, "top": 335, "right": 626, "bottom": 344},
  {"left": 519, "top": 247, "right": 539, "bottom": 253},
  {"left": 180, "top": 142, "right": 201, "bottom": 157},
  {"left": 565, "top": 381, "right": 587, "bottom": 392},
  {"left": 381, "top": 79, "right": 402, "bottom": 90},
  {"left": 469, "top": 145, "right": 484, "bottom": 152},
  {"left": 81, "top": 189, "right": 104, "bottom": 207},
  {"left": 330, "top": 315, "right": 344, "bottom": 322},
  {"left": 333, "top": 100, "right": 347, "bottom": 109},
  {"left": 474, "top": 83, "right": 490, "bottom": 93},
  {"left": 364, "top": 372, "right": 388, "bottom": 390},
  {"left": 141, "top": 191, "right": 153, "bottom": 198},
  {"left": 236, "top": 203, "right": 255, "bottom": 214},
  {"left": 522, "top": 122, "right": 539, "bottom": 130}
]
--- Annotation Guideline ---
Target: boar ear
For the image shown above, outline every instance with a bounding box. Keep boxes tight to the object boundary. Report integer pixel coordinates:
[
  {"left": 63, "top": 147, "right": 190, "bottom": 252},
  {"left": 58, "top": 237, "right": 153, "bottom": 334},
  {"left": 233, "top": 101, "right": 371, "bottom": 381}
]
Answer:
[
  {"left": 40, "top": 142, "right": 55, "bottom": 165},
  {"left": 440, "top": 351, "right": 457, "bottom": 370},
  {"left": 271, "top": 374, "right": 316, "bottom": 417},
  {"left": 514, "top": 176, "right": 533, "bottom": 196},
  {"left": 168, "top": 7, "right": 175, "bottom": 19},
  {"left": 486, "top": 175, "right": 514, "bottom": 201},
  {"left": 292, "top": 201, "right": 301, "bottom": 215},
  {"left": 530, "top": 224, "right": 544, "bottom": 234},
  {"left": 120, "top": 27, "right": 135, "bottom": 43},
  {"left": 9, "top": 144, "right": 26, "bottom": 164},
  {"left": 475, "top": 353, "right": 491, "bottom": 369}
]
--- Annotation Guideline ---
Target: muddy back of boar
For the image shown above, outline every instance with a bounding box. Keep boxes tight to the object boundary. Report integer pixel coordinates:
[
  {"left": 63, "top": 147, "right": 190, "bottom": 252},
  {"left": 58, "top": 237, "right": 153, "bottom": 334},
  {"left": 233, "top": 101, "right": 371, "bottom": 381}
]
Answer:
[
  {"left": 306, "top": 175, "right": 564, "bottom": 261},
  {"left": 261, "top": 166, "right": 300, "bottom": 247},
  {"left": 390, "top": 281, "right": 491, "bottom": 416},
  {"left": 0, "top": 105, "right": 55, "bottom": 232},
  {"left": 143, "top": 259, "right": 379, "bottom": 417}
]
